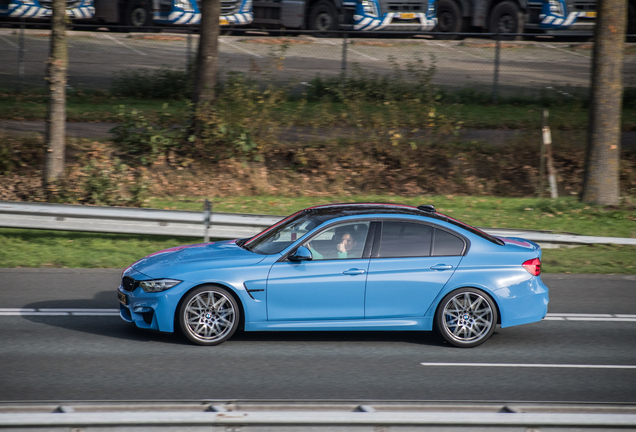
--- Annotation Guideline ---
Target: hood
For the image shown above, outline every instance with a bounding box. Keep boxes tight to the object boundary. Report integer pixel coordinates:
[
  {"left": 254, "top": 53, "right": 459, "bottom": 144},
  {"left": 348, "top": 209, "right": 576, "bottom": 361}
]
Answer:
[
  {"left": 130, "top": 240, "right": 267, "bottom": 277},
  {"left": 498, "top": 236, "right": 541, "bottom": 251}
]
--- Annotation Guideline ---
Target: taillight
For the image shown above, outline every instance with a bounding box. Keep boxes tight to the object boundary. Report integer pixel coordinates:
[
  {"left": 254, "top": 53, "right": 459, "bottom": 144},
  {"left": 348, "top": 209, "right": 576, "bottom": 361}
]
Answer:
[{"left": 523, "top": 258, "right": 541, "bottom": 276}]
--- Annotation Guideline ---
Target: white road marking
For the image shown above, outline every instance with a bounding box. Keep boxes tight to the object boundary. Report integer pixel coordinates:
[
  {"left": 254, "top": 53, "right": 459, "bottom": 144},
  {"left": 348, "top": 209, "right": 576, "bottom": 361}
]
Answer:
[
  {"left": 428, "top": 40, "right": 489, "bottom": 61},
  {"left": 0, "top": 35, "right": 19, "bottom": 49},
  {"left": 100, "top": 34, "right": 146, "bottom": 56},
  {"left": 321, "top": 39, "right": 379, "bottom": 61},
  {"left": 420, "top": 362, "right": 636, "bottom": 369},
  {"left": 0, "top": 308, "right": 119, "bottom": 316},
  {"left": 545, "top": 313, "right": 636, "bottom": 322},
  {"left": 220, "top": 38, "right": 262, "bottom": 58},
  {"left": 544, "top": 43, "right": 590, "bottom": 59}
]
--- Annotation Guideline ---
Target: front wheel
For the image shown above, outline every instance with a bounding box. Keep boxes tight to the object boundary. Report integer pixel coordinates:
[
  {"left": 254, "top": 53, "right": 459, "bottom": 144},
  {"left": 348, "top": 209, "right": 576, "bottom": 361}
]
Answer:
[
  {"left": 435, "top": 288, "right": 498, "bottom": 348},
  {"left": 178, "top": 285, "right": 240, "bottom": 346},
  {"left": 488, "top": 1, "right": 523, "bottom": 40}
]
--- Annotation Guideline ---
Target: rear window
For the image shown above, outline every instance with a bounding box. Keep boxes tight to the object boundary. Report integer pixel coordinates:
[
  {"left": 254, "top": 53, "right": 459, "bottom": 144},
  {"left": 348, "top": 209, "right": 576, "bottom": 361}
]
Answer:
[{"left": 433, "top": 229, "right": 465, "bottom": 256}]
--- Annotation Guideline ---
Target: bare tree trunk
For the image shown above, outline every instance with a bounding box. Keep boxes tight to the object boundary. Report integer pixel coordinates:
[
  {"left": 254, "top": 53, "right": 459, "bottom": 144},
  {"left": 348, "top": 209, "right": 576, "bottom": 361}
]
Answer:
[
  {"left": 580, "top": 0, "right": 627, "bottom": 205},
  {"left": 191, "top": 0, "right": 220, "bottom": 110},
  {"left": 44, "top": 0, "right": 67, "bottom": 195}
]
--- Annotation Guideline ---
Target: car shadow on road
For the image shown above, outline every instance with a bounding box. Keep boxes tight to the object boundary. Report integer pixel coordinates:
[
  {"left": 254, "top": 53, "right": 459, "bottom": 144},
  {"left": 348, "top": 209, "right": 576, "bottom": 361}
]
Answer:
[{"left": 21, "top": 291, "right": 448, "bottom": 348}]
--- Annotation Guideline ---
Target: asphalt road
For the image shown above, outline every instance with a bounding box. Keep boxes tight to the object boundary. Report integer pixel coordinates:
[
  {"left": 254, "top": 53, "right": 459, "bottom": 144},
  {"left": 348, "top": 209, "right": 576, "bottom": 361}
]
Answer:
[
  {"left": 1, "top": 29, "right": 635, "bottom": 94},
  {"left": 0, "top": 269, "right": 635, "bottom": 403}
]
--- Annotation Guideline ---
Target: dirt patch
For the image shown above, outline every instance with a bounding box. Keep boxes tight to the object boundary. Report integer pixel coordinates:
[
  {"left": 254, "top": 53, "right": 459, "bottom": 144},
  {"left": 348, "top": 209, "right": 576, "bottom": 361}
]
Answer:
[
  {"left": 459, "top": 42, "right": 525, "bottom": 49},
  {"left": 243, "top": 38, "right": 313, "bottom": 45},
  {"left": 352, "top": 41, "right": 394, "bottom": 47},
  {"left": 130, "top": 35, "right": 186, "bottom": 41},
  {"left": 571, "top": 43, "right": 594, "bottom": 50}
]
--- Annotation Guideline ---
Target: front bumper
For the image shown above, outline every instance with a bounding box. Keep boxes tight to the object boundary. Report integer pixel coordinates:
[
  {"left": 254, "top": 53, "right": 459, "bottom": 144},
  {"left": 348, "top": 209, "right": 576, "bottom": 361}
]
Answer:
[{"left": 354, "top": 13, "right": 436, "bottom": 31}]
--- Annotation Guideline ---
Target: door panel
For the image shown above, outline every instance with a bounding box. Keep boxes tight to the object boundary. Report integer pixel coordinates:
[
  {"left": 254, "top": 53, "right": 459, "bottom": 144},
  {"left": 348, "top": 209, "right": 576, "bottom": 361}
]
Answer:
[
  {"left": 267, "top": 259, "right": 370, "bottom": 321},
  {"left": 365, "top": 256, "right": 462, "bottom": 318}
]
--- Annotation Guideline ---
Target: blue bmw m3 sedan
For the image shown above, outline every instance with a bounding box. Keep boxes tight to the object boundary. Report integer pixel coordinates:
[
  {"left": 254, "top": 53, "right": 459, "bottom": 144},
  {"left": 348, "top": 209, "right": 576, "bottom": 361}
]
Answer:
[{"left": 118, "top": 203, "right": 549, "bottom": 347}]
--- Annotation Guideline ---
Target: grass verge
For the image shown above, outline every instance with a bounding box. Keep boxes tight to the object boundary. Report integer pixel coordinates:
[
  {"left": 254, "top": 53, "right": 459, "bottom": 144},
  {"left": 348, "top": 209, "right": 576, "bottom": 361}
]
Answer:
[{"left": 1, "top": 90, "right": 635, "bottom": 131}]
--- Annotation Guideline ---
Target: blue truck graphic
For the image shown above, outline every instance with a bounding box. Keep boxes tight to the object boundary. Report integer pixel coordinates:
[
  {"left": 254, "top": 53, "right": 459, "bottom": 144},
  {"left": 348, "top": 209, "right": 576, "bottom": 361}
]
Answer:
[{"left": 0, "top": 0, "right": 95, "bottom": 19}]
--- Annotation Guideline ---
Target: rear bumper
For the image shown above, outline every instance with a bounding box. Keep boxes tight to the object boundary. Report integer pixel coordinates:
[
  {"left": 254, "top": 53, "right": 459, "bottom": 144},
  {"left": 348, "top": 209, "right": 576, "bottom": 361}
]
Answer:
[{"left": 498, "top": 276, "right": 549, "bottom": 328}]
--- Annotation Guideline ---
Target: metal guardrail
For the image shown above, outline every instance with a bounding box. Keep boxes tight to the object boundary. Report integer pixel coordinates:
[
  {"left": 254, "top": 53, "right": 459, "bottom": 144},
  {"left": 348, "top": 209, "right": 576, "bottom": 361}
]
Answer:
[
  {"left": 0, "top": 201, "right": 635, "bottom": 246},
  {"left": 1, "top": 401, "right": 636, "bottom": 430}
]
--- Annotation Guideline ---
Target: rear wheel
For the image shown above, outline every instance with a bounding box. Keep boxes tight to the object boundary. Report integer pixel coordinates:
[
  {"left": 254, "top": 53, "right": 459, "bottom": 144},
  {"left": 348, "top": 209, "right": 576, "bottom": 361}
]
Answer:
[
  {"left": 308, "top": 0, "right": 339, "bottom": 37},
  {"left": 178, "top": 285, "right": 240, "bottom": 346},
  {"left": 434, "top": 0, "right": 467, "bottom": 40},
  {"left": 488, "top": 1, "right": 523, "bottom": 40},
  {"left": 435, "top": 288, "right": 498, "bottom": 348}
]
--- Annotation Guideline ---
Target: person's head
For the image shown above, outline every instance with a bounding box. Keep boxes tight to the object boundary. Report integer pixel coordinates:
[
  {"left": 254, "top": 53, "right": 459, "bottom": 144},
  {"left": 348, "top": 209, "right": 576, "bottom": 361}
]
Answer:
[{"left": 340, "top": 233, "right": 356, "bottom": 252}]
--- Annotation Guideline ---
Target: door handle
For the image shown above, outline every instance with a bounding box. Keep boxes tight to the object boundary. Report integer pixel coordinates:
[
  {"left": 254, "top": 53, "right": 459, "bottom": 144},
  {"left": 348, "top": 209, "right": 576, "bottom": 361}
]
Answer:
[
  {"left": 430, "top": 264, "right": 453, "bottom": 271},
  {"left": 343, "top": 268, "right": 366, "bottom": 275}
]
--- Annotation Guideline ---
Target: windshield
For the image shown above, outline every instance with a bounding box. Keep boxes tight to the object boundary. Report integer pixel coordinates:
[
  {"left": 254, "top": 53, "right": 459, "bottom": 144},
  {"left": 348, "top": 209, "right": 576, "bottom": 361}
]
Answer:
[{"left": 244, "top": 211, "right": 329, "bottom": 255}]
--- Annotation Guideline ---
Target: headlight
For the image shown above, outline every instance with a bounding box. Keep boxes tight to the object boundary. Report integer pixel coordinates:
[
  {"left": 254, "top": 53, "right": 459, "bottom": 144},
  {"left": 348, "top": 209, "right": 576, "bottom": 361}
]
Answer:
[
  {"left": 139, "top": 279, "right": 182, "bottom": 293},
  {"left": 362, "top": 0, "right": 378, "bottom": 17},
  {"left": 548, "top": 0, "right": 563, "bottom": 15}
]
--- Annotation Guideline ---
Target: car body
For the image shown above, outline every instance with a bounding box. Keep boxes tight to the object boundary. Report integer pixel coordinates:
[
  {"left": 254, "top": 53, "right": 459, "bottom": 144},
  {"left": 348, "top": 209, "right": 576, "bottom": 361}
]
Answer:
[{"left": 118, "top": 203, "right": 549, "bottom": 347}]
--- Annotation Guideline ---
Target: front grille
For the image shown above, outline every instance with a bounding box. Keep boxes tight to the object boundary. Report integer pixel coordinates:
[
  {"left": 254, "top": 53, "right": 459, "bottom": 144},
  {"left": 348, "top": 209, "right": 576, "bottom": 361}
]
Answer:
[
  {"left": 378, "top": 0, "right": 427, "bottom": 14},
  {"left": 570, "top": 0, "right": 595, "bottom": 12},
  {"left": 122, "top": 276, "right": 138, "bottom": 292},
  {"left": 196, "top": 0, "right": 240, "bottom": 16},
  {"left": 39, "top": 0, "right": 81, "bottom": 8}
]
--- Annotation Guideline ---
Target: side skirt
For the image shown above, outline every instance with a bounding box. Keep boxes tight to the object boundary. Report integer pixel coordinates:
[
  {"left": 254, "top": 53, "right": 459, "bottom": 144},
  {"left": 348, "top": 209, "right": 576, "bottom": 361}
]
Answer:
[{"left": 245, "top": 317, "right": 433, "bottom": 332}]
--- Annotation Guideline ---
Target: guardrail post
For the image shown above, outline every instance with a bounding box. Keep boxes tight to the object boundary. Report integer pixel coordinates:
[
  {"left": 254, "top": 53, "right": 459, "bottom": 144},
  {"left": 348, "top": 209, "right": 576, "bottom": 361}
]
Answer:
[
  {"left": 203, "top": 199, "right": 212, "bottom": 242},
  {"left": 341, "top": 31, "right": 348, "bottom": 77},
  {"left": 18, "top": 18, "right": 25, "bottom": 93},
  {"left": 492, "top": 35, "right": 500, "bottom": 104}
]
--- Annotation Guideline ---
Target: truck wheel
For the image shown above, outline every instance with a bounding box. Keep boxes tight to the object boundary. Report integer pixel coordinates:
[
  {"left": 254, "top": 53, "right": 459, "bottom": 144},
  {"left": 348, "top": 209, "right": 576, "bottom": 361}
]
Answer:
[
  {"left": 124, "top": 0, "right": 153, "bottom": 30},
  {"left": 309, "top": 0, "right": 339, "bottom": 37},
  {"left": 489, "top": 1, "right": 523, "bottom": 40},
  {"left": 434, "top": 0, "right": 466, "bottom": 40}
]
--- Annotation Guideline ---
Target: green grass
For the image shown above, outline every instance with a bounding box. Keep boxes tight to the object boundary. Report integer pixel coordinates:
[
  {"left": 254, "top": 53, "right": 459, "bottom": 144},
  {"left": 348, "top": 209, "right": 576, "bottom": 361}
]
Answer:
[
  {"left": 2, "top": 91, "right": 636, "bottom": 131},
  {"left": 149, "top": 195, "right": 636, "bottom": 238},
  {"left": 1, "top": 196, "right": 633, "bottom": 272}
]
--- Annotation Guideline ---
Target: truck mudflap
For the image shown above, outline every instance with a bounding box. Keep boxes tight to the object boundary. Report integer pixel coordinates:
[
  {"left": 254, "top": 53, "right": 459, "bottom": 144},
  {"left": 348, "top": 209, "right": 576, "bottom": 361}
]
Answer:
[
  {"left": 5, "top": 0, "right": 94, "bottom": 18},
  {"left": 354, "top": 12, "right": 436, "bottom": 31}
]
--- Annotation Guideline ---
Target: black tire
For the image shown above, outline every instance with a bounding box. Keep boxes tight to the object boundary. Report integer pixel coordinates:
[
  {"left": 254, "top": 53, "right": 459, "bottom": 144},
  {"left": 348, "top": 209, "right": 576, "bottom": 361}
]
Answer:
[
  {"left": 488, "top": 1, "right": 523, "bottom": 41},
  {"left": 178, "top": 285, "right": 240, "bottom": 346},
  {"left": 435, "top": 287, "right": 498, "bottom": 348},
  {"left": 124, "top": 0, "right": 153, "bottom": 30},
  {"left": 434, "top": 0, "right": 467, "bottom": 40},
  {"left": 308, "top": 0, "right": 339, "bottom": 37}
]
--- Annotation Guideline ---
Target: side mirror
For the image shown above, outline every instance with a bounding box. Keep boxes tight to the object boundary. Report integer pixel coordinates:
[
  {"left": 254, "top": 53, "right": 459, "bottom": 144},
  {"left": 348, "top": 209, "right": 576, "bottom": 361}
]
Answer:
[{"left": 289, "top": 246, "right": 313, "bottom": 262}]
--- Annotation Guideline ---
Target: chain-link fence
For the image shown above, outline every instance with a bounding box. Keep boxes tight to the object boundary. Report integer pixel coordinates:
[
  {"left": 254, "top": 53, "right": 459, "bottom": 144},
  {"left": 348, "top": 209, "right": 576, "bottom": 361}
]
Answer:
[{"left": 1, "top": 23, "right": 634, "bottom": 100}]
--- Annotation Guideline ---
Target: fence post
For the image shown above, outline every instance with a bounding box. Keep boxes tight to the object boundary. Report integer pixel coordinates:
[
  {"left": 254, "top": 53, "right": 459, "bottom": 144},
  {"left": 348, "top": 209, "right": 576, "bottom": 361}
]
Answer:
[
  {"left": 542, "top": 109, "right": 558, "bottom": 199},
  {"left": 492, "top": 35, "right": 500, "bottom": 104},
  {"left": 341, "top": 31, "right": 348, "bottom": 77},
  {"left": 18, "top": 18, "right": 25, "bottom": 93},
  {"left": 203, "top": 199, "right": 212, "bottom": 242}
]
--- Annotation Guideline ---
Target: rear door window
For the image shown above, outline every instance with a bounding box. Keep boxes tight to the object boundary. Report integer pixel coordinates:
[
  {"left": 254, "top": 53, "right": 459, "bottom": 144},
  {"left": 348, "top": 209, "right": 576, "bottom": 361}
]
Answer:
[
  {"left": 377, "top": 221, "right": 433, "bottom": 258},
  {"left": 432, "top": 229, "right": 465, "bottom": 256}
]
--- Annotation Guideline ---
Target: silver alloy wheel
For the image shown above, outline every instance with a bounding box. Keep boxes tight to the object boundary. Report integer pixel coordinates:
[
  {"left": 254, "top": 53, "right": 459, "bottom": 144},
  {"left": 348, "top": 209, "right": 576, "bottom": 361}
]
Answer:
[
  {"left": 183, "top": 290, "right": 236, "bottom": 343},
  {"left": 442, "top": 291, "right": 494, "bottom": 344}
]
